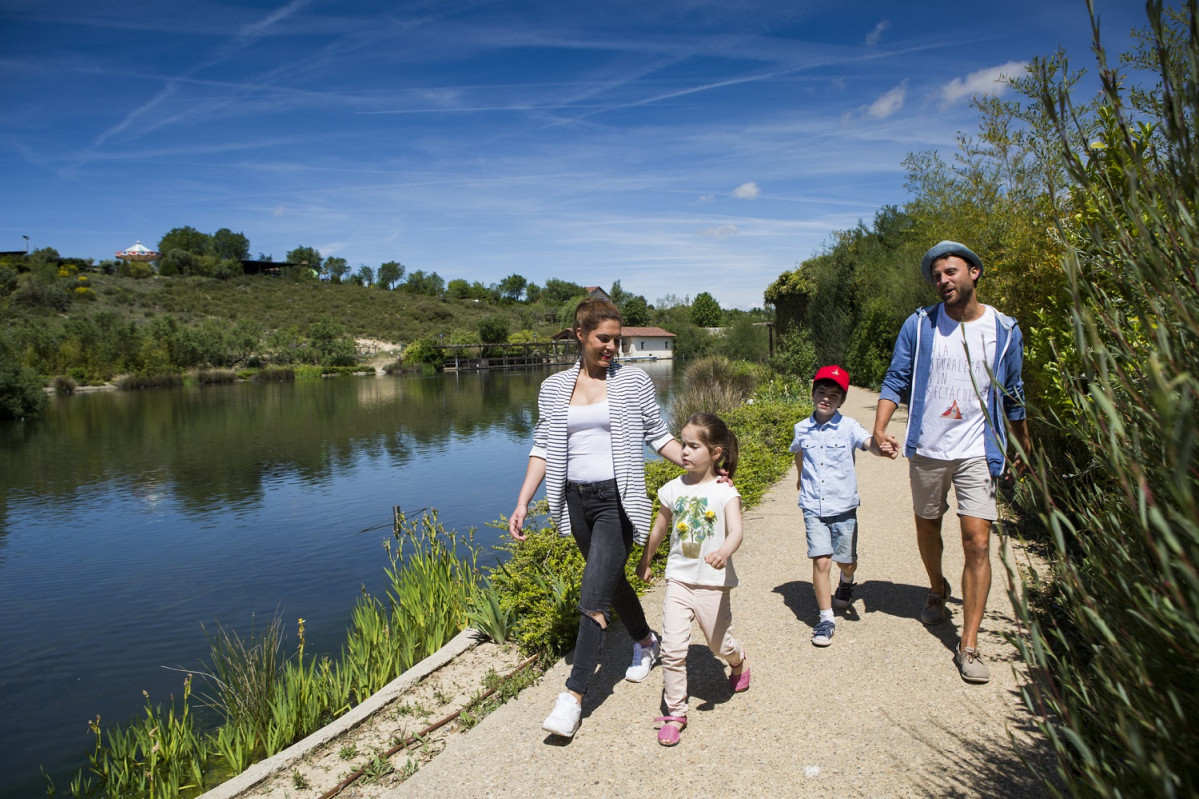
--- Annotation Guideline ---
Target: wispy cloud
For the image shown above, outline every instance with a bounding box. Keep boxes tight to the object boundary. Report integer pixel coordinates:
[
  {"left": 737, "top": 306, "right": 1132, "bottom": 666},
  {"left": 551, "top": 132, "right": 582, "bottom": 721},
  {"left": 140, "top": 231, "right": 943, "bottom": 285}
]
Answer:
[
  {"left": 940, "top": 60, "right": 1028, "bottom": 104},
  {"left": 732, "top": 182, "right": 760, "bottom": 199},
  {"left": 865, "top": 20, "right": 890, "bottom": 48},
  {"left": 700, "top": 223, "right": 739, "bottom": 238},
  {"left": 866, "top": 81, "right": 907, "bottom": 119}
]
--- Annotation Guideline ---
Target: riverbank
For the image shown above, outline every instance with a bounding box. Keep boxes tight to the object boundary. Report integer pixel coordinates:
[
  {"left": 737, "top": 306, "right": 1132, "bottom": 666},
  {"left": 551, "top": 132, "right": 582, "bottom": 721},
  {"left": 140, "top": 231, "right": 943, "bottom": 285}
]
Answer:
[{"left": 386, "top": 388, "right": 1052, "bottom": 797}]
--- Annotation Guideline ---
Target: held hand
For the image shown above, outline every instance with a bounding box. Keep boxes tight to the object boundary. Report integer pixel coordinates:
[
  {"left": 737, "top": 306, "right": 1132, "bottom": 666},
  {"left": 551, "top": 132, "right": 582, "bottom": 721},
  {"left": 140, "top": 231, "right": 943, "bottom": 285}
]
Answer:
[
  {"left": 508, "top": 505, "right": 528, "bottom": 541},
  {"left": 636, "top": 561, "right": 653, "bottom": 583},
  {"left": 705, "top": 551, "right": 728, "bottom": 570},
  {"left": 884, "top": 434, "right": 899, "bottom": 459},
  {"left": 716, "top": 468, "right": 733, "bottom": 486}
]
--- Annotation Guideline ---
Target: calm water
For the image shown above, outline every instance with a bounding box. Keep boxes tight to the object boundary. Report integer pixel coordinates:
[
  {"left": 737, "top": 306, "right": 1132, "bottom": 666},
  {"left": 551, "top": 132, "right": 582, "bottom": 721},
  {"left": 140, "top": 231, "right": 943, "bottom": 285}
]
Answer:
[{"left": 0, "top": 362, "right": 678, "bottom": 796}]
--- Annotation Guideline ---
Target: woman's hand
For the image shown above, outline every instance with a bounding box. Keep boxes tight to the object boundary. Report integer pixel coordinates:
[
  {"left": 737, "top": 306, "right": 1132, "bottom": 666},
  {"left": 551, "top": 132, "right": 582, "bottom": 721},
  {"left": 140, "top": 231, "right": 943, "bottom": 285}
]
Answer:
[{"left": 509, "top": 504, "right": 528, "bottom": 541}]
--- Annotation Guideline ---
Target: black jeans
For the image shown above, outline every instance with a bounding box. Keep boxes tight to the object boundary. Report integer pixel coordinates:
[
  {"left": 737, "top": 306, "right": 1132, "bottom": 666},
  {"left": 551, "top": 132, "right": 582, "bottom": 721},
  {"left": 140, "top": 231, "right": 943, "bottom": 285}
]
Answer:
[{"left": 564, "top": 478, "right": 652, "bottom": 695}]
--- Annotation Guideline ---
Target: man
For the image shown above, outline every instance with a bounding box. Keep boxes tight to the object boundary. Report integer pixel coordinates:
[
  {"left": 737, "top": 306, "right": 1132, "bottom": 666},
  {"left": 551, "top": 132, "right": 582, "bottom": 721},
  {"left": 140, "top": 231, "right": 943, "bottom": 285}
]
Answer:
[{"left": 873, "top": 241, "right": 1031, "bottom": 683}]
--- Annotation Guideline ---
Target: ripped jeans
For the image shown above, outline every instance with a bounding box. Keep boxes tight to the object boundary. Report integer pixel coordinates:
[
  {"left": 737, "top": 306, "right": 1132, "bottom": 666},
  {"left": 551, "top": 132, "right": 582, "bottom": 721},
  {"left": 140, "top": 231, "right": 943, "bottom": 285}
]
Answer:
[{"left": 564, "top": 478, "right": 652, "bottom": 696}]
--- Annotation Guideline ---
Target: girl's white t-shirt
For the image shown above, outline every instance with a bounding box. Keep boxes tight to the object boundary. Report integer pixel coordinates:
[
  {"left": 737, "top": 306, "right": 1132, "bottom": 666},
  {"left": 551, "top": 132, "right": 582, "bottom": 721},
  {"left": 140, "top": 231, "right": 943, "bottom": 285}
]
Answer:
[
  {"left": 918, "top": 305, "right": 996, "bottom": 460},
  {"left": 658, "top": 476, "right": 741, "bottom": 587}
]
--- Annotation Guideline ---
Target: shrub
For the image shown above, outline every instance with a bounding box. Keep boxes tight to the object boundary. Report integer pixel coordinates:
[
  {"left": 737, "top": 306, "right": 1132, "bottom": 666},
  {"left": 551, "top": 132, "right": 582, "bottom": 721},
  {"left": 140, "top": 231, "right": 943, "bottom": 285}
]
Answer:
[
  {"left": 0, "top": 333, "right": 48, "bottom": 419},
  {"left": 402, "top": 339, "right": 445, "bottom": 368}
]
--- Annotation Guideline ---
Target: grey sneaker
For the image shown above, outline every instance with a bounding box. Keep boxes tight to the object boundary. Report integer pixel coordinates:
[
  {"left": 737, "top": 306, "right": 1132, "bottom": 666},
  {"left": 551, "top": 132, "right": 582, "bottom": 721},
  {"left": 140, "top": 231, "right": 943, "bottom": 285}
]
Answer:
[
  {"left": 624, "top": 632, "right": 660, "bottom": 682},
  {"left": 811, "top": 619, "right": 835, "bottom": 647},
  {"left": 832, "top": 580, "right": 856, "bottom": 611},
  {"left": 955, "top": 645, "right": 991, "bottom": 683},
  {"left": 541, "top": 692, "right": 582, "bottom": 737},
  {"left": 920, "top": 578, "right": 952, "bottom": 625}
]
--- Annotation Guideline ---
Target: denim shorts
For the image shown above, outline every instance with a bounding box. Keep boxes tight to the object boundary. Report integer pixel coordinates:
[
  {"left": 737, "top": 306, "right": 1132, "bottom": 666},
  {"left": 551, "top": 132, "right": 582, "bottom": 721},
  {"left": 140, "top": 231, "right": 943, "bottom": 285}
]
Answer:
[
  {"left": 803, "top": 509, "right": 858, "bottom": 563},
  {"left": 909, "top": 454, "right": 997, "bottom": 521}
]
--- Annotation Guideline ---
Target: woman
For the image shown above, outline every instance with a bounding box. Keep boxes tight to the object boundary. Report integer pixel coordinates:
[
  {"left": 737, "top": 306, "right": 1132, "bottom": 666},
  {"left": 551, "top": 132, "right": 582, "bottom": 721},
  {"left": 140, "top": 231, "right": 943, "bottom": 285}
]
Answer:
[{"left": 510, "top": 298, "right": 684, "bottom": 738}]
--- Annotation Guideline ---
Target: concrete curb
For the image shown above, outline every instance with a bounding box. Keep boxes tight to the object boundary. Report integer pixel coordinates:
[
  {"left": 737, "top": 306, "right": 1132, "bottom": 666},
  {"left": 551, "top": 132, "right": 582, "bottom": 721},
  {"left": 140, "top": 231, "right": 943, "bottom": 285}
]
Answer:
[{"left": 198, "top": 628, "right": 481, "bottom": 799}]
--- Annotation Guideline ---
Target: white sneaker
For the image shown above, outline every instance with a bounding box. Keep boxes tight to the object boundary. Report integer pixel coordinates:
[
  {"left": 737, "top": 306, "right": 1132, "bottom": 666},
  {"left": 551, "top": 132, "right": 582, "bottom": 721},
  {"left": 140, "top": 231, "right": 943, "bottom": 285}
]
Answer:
[
  {"left": 624, "top": 633, "right": 660, "bottom": 682},
  {"left": 541, "top": 692, "right": 582, "bottom": 737}
]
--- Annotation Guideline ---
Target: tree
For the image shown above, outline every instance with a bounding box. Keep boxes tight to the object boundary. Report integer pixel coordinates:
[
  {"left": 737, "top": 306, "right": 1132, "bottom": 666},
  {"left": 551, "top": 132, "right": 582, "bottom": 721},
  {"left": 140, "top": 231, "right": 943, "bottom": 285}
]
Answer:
[
  {"left": 621, "top": 295, "right": 650, "bottom": 326},
  {"left": 497, "top": 273, "right": 528, "bottom": 302},
  {"left": 400, "top": 270, "right": 445, "bottom": 297},
  {"left": 158, "top": 226, "right": 209, "bottom": 258},
  {"left": 478, "top": 315, "right": 510, "bottom": 344},
  {"left": 525, "top": 283, "right": 542, "bottom": 303},
  {"left": 609, "top": 279, "right": 629, "bottom": 306},
  {"left": 690, "top": 292, "right": 722, "bottom": 327},
  {"left": 356, "top": 265, "right": 374, "bottom": 287},
  {"left": 211, "top": 228, "right": 250, "bottom": 261},
  {"left": 286, "top": 246, "right": 322, "bottom": 275},
  {"left": 324, "top": 257, "right": 349, "bottom": 283},
  {"left": 377, "top": 260, "right": 405, "bottom": 290},
  {"left": 542, "top": 278, "right": 584, "bottom": 303}
]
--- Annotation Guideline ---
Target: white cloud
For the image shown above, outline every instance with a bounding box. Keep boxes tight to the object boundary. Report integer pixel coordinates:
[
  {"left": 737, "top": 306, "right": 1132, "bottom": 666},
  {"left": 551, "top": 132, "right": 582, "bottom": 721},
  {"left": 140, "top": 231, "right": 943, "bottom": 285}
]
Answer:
[
  {"left": 697, "top": 193, "right": 715, "bottom": 203},
  {"left": 940, "top": 60, "right": 1028, "bottom": 104},
  {"left": 867, "top": 81, "right": 907, "bottom": 119},
  {"left": 732, "top": 182, "right": 760, "bottom": 199},
  {"left": 865, "top": 20, "right": 890, "bottom": 48},
  {"left": 700, "top": 224, "right": 739, "bottom": 238}
]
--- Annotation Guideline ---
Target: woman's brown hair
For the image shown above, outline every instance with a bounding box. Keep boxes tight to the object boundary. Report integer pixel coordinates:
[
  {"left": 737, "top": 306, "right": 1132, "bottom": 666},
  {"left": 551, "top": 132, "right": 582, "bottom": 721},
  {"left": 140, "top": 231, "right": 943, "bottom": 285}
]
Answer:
[{"left": 574, "top": 297, "right": 623, "bottom": 335}]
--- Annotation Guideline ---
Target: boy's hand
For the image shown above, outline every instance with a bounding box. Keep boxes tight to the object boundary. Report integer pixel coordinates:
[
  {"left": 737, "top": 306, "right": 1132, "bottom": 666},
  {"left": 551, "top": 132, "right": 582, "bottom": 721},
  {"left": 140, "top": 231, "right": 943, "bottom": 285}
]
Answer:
[
  {"left": 705, "top": 550, "right": 729, "bottom": 570},
  {"left": 636, "top": 561, "right": 653, "bottom": 582}
]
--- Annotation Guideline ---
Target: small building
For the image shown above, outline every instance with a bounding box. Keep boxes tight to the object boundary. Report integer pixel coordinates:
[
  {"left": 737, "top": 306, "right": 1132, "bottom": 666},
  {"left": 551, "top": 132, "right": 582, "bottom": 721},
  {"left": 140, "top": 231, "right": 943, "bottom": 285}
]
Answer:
[
  {"left": 550, "top": 326, "right": 677, "bottom": 360},
  {"left": 617, "top": 327, "right": 676, "bottom": 360},
  {"left": 584, "top": 286, "right": 611, "bottom": 302}
]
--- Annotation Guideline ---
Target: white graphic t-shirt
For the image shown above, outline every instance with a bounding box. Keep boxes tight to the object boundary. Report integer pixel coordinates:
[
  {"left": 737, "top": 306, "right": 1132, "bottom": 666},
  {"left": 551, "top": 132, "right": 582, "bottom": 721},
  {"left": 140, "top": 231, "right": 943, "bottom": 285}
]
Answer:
[
  {"left": 917, "top": 305, "right": 996, "bottom": 460},
  {"left": 657, "top": 477, "right": 740, "bottom": 587}
]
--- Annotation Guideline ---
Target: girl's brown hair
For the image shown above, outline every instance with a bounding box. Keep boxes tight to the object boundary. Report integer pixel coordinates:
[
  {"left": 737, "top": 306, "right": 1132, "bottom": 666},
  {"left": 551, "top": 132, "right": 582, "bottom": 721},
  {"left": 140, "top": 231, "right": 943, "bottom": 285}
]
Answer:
[
  {"left": 683, "top": 412, "right": 739, "bottom": 479},
  {"left": 574, "top": 297, "right": 622, "bottom": 335}
]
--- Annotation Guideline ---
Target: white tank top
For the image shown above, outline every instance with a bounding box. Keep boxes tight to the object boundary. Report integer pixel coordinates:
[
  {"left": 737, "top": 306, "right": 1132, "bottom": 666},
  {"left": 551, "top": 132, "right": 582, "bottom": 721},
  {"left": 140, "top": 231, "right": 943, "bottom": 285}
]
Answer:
[{"left": 566, "top": 401, "right": 615, "bottom": 482}]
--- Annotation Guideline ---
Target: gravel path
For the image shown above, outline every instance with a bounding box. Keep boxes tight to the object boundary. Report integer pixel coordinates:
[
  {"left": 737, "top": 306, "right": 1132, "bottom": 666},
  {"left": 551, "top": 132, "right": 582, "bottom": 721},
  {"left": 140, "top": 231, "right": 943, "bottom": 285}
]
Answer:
[{"left": 386, "top": 389, "right": 1053, "bottom": 798}]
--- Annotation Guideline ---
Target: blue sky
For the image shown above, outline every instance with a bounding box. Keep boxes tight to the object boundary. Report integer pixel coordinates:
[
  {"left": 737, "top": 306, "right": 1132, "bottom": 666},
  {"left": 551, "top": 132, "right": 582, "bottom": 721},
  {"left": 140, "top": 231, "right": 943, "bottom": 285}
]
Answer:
[{"left": 1, "top": 0, "right": 1147, "bottom": 309}]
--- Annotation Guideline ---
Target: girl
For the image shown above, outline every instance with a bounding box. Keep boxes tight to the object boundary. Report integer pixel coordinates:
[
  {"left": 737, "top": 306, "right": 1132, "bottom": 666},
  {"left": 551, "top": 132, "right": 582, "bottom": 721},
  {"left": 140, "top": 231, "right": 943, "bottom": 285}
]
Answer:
[
  {"left": 636, "top": 412, "right": 749, "bottom": 746},
  {"left": 510, "top": 298, "right": 687, "bottom": 738}
]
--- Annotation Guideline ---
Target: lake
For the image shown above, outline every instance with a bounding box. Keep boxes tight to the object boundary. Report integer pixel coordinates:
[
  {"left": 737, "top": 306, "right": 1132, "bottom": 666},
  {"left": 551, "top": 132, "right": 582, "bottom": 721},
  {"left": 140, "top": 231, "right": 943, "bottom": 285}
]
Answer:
[{"left": 0, "top": 361, "right": 679, "bottom": 797}]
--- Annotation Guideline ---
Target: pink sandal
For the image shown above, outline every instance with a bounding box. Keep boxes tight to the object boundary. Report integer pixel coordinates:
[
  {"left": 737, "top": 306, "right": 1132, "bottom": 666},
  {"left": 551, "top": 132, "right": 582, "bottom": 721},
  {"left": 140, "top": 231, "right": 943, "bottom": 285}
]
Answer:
[
  {"left": 729, "top": 654, "right": 751, "bottom": 693},
  {"left": 655, "top": 715, "right": 687, "bottom": 746}
]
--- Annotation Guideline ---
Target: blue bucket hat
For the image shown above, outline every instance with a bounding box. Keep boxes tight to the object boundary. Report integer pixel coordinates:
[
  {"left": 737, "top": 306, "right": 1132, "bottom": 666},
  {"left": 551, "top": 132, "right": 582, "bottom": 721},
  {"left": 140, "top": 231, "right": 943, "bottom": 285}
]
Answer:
[{"left": 921, "top": 241, "right": 984, "bottom": 284}]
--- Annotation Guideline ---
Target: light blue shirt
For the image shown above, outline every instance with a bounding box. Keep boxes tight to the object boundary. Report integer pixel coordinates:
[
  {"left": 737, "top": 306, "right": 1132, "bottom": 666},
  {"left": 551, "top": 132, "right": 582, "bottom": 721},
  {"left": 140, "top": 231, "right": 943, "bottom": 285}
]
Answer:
[{"left": 789, "top": 412, "right": 871, "bottom": 516}]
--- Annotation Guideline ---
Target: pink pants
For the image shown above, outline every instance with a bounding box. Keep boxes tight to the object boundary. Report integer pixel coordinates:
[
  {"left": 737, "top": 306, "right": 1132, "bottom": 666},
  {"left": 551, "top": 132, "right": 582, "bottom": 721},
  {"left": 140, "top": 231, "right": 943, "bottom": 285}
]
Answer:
[{"left": 661, "top": 579, "right": 744, "bottom": 717}]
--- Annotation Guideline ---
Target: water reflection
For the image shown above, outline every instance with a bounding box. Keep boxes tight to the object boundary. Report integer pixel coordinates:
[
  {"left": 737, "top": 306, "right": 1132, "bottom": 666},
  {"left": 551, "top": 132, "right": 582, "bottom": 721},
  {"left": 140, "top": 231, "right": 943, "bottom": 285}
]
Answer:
[{"left": 0, "top": 362, "right": 677, "bottom": 797}]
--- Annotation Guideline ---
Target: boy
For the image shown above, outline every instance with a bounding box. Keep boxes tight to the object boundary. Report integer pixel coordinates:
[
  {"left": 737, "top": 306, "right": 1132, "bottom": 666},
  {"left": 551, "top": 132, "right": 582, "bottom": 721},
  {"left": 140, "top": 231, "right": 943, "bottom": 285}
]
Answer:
[{"left": 790, "top": 365, "right": 896, "bottom": 646}]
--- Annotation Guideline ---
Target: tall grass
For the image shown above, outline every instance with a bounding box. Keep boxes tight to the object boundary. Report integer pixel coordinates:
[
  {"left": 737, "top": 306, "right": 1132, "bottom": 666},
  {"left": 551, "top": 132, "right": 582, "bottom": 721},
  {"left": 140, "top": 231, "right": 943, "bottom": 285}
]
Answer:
[
  {"left": 669, "top": 355, "right": 761, "bottom": 422},
  {"left": 1008, "top": 4, "right": 1199, "bottom": 796},
  {"left": 58, "top": 511, "right": 482, "bottom": 798}
]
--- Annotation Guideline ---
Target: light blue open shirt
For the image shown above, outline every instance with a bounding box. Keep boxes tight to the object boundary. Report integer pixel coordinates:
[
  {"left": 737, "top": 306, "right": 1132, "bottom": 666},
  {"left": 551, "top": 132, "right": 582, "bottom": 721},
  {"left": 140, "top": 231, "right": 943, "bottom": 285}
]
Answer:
[{"left": 789, "top": 411, "right": 871, "bottom": 516}]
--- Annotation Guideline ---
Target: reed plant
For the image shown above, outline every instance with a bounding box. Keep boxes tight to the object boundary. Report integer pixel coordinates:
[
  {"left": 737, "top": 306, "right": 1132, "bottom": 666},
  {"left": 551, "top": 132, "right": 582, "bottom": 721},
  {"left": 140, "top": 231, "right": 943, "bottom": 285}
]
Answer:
[
  {"left": 248, "top": 366, "right": 294, "bottom": 382},
  {"left": 59, "top": 512, "right": 482, "bottom": 797},
  {"left": 115, "top": 373, "right": 184, "bottom": 390},
  {"left": 192, "top": 368, "right": 238, "bottom": 385},
  {"left": 52, "top": 375, "right": 77, "bottom": 395},
  {"left": 1007, "top": 5, "right": 1199, "bottom": 795}
]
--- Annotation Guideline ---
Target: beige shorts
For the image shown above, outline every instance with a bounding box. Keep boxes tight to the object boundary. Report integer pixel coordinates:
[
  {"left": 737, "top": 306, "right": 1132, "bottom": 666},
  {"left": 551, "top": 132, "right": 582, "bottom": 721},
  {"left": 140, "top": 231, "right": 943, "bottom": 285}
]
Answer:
[{"left": 909, "top": 454, "right": 997, "bottom": 521}]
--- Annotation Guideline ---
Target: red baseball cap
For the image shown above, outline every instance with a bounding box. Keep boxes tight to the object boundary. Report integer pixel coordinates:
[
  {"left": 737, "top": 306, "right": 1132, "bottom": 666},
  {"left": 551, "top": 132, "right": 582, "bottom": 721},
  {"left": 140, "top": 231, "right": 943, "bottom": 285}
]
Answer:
[{"left": 813, "top": 364, "right": 849, "bottom": 393}]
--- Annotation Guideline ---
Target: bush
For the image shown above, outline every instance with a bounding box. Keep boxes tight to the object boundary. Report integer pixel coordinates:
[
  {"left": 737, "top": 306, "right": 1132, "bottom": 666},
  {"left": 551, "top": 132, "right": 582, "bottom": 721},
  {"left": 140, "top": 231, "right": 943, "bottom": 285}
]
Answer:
[{"left": 0, "top": 333, "right": 48, "bottom": 419}]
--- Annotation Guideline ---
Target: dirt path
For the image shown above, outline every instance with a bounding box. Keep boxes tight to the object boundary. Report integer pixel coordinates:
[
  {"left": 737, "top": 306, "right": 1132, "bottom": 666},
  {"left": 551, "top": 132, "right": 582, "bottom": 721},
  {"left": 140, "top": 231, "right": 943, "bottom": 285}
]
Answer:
[{"left": 384, "top": 388, "right": 1053, "bottom": 798}]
